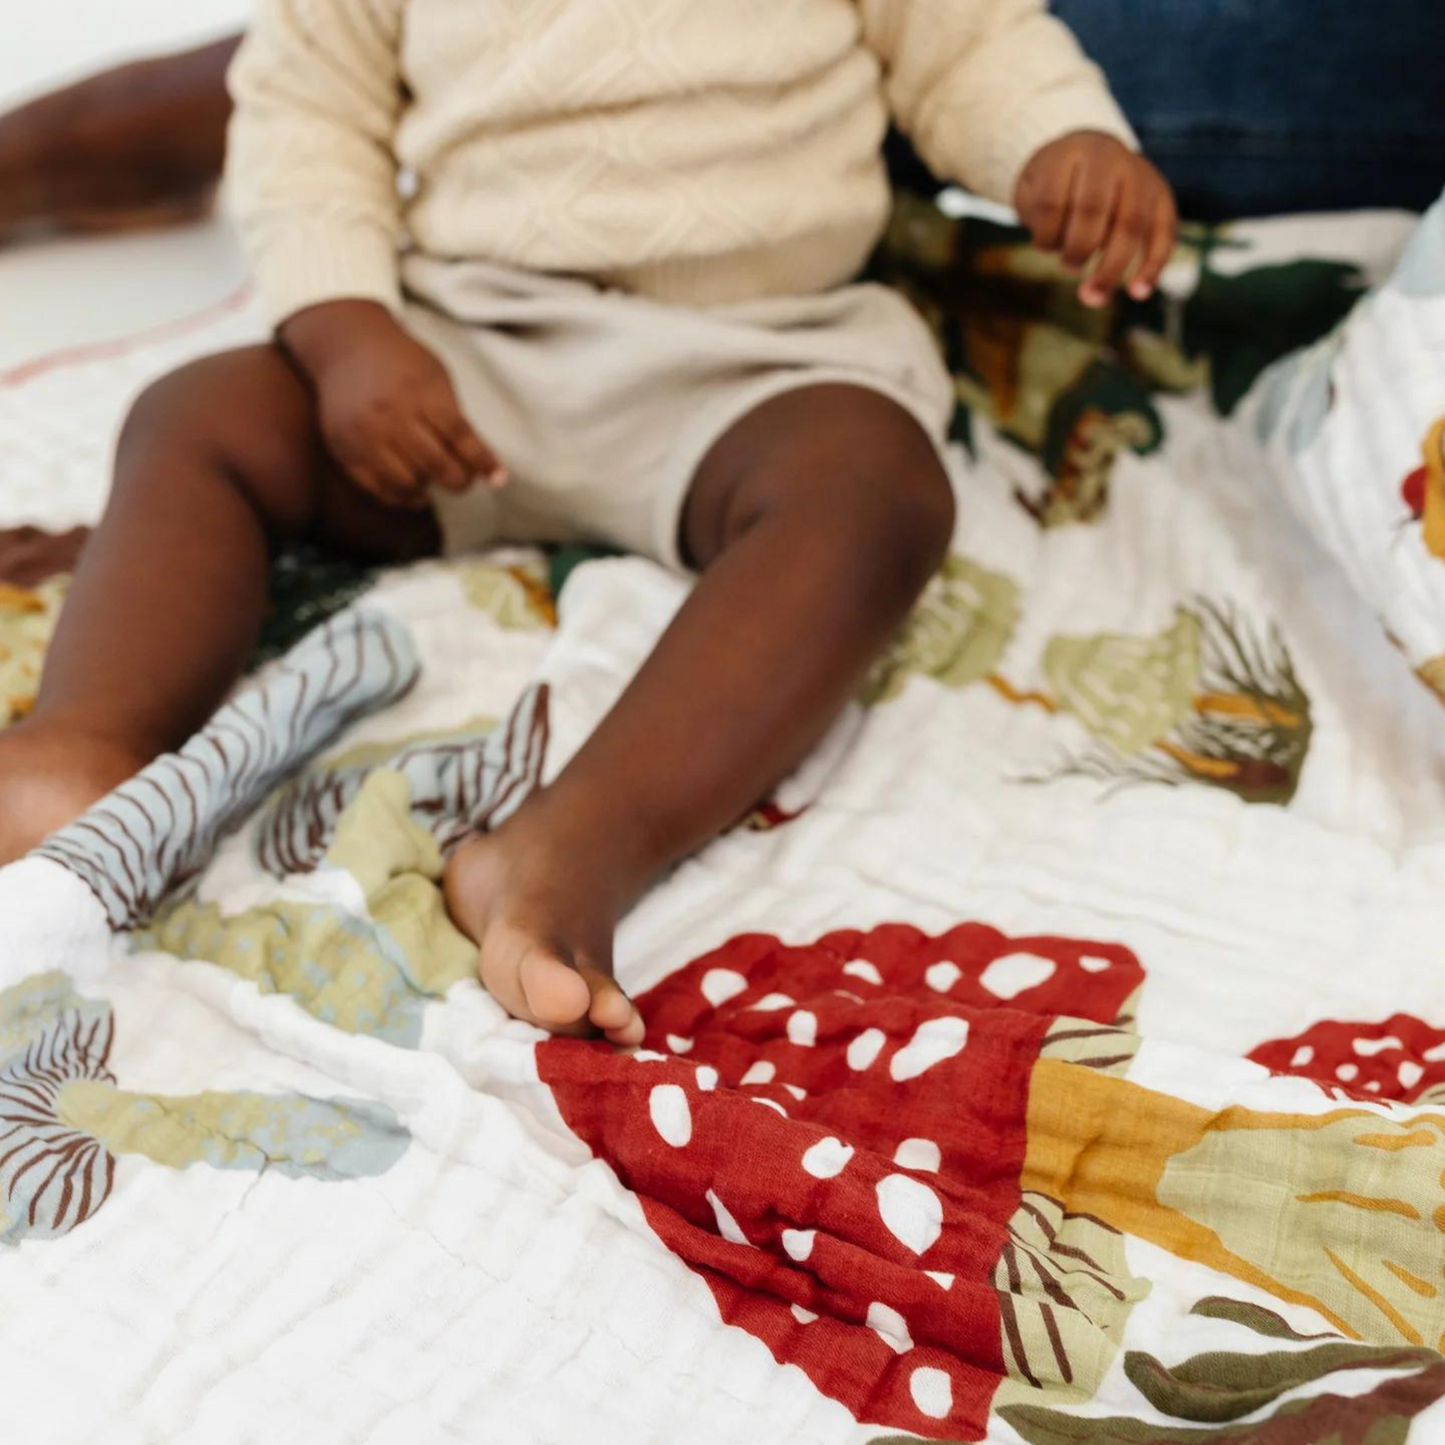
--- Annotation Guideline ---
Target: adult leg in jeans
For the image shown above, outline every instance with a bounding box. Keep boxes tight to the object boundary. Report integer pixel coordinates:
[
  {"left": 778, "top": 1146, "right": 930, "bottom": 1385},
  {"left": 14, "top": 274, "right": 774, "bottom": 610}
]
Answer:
[{"left": 1052, "top": 0, "right": 1445, "bottom": 217}]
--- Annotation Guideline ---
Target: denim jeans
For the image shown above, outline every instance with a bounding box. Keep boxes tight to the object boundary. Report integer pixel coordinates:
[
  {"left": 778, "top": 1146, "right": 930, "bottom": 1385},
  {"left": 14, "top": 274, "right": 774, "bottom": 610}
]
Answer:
[{"left": 1051, "top": 0, "right": 1445, "bottom": 216}]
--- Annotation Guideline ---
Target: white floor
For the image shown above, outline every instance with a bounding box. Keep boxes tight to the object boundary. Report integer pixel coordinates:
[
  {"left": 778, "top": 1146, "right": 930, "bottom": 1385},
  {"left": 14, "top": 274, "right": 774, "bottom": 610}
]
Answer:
[{"left": 0, "top": 0, "right": 252, "bottom": 370}]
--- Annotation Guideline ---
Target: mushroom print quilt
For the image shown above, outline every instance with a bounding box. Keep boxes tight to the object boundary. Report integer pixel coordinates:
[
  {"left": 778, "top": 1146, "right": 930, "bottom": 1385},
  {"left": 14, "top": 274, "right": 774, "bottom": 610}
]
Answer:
[{"left": 4, "top": 192, "right": 1445, "bottom": 1444}]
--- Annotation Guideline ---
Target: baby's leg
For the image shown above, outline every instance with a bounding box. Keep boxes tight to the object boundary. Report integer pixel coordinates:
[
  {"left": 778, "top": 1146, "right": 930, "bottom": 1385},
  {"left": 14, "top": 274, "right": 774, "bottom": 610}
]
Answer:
[
  {"left": 445, "top": 384, "right": 953, "bottom": 1044},
  {"left": 0, "top": 346, "right": 436, "bottom": 862}
]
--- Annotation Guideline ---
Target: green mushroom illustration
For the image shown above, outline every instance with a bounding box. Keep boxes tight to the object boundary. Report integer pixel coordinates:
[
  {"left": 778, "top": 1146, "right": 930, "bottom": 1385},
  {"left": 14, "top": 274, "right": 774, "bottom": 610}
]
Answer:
[{"left": 0, "top": 972, "right": 410, "bottom": 1245}]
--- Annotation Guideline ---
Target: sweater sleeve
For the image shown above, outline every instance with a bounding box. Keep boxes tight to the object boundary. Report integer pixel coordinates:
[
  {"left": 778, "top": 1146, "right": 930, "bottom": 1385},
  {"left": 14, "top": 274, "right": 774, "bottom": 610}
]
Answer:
[
  {"left": 860, "top": 0, "right": 1138, "bottom": 208},
  {"left": 225, "top": 0, "right": 407, "bottom": 328}
]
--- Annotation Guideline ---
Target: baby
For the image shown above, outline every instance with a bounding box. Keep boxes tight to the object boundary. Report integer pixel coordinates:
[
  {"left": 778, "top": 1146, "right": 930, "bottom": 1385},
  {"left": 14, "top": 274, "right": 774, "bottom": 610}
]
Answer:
[{"left": 0, "top": 0, "right": 1175, "bottom": 1044}]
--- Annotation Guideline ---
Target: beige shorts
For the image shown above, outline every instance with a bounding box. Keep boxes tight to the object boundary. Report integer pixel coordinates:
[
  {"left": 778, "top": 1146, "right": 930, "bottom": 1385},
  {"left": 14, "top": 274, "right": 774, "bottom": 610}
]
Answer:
[{"left": 400, "top": 254, "right": 955, "bottom": 570}]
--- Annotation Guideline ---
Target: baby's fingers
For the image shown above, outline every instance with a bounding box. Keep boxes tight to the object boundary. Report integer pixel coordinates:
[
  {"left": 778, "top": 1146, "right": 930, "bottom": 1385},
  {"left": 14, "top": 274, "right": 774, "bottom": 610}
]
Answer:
[
  {"left": 1059, "top": 168, "right": 1118, "bottom": 274},
  {"left": 1079, "top": 187, "right": 1147, "bottom": 307},
  {"left": 1128, "top": 188, "right": 1179, "bottom": 301},
  {"left": 430, "top": 398, "right": 506, "bottom": 487},
  {"left": 1017, "top": 159, "right": 1073, "bottom": 253},
  {"left": 351, "top": 448, "right": 429, "bottom": 511}
]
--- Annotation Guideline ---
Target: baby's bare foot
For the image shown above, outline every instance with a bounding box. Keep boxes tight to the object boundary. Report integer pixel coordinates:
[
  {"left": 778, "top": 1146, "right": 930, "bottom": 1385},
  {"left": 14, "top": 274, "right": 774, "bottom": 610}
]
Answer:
[
  {"left": 0, "top": 722, "right": 147, "bottom": 864},
  {"left": 443, "top": 805, "right": 645, "bottom": 1046}
]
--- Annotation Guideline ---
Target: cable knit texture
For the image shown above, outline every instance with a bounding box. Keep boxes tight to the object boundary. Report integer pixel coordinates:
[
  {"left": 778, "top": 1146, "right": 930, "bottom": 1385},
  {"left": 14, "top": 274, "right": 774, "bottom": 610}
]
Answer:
[{"left": 227, "top": 0, "right": 1136, "bottom": 327}]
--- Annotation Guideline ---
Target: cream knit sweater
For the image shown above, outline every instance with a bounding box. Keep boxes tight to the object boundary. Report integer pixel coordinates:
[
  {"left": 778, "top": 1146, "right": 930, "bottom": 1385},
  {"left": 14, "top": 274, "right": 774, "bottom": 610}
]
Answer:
[{"left": 227, "top": 0, "right": 1135, "bottom": 327}]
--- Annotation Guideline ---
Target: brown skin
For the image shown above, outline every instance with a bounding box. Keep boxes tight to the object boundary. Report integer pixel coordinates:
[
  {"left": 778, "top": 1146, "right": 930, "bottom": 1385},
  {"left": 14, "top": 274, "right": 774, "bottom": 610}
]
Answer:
[
  {"left": 281, "top": 300, "right": 507, "bottom": 505},
  {"left": 0, "top": 38, "right": 239, "bottom": 240},
  {"left": 1014, "top": 130, "right": 1179, "bottom": 307},
  {"left": 0, "top": 298, "right": 954, "bottom": 1045},
  {"left": 0, "top": 88, "right": 1174, "bottom": 1039}
]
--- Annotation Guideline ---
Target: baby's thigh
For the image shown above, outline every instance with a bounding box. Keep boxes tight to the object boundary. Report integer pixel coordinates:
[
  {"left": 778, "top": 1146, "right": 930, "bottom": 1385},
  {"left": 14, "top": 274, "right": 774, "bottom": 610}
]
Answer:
[
  {"left": 682, "top": 382, "right": 955, "bottom": 571},
  {"left": 119, "top": 344, "right": 438, "bottom": 562}
]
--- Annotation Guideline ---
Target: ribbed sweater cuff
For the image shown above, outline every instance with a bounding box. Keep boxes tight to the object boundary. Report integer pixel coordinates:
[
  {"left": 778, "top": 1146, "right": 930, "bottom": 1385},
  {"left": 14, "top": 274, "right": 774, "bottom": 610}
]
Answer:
[
  {"left": 250, "top": 225, "right": 403, "bottom": 329},
  {"left": 957, "top": 83, "right": 1140, "bottom": 209}
]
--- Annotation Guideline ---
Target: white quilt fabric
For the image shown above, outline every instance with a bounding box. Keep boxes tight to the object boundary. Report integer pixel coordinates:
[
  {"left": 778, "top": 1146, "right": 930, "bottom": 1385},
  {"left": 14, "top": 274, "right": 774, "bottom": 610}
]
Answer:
[{"left": 6, "top": 206, "right": 1445, "bottom": 1445}]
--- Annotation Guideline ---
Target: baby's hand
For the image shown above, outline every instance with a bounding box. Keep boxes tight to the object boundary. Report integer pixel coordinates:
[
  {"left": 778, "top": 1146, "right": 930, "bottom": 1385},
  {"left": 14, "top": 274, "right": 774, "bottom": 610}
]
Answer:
[
  {"left": 1014, "top": 131, "right": 1178, "bottom": 308},
  {"left": 279, "top": 299, "right": 505, "bottom": 509}
]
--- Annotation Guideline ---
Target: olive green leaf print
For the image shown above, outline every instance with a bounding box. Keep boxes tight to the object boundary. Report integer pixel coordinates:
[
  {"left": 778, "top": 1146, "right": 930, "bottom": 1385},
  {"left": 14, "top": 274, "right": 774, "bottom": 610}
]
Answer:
[
  {"left": 58, "top": 1085, "right": 408, "bottom": 1181},
  {"left": 873, "top": 576, "right": 1312, "bottom": 804},
  {"left": 140, "top": 769, "right": 478, "bottom": 1047},
  {"left": 862, "top": 553, "right": 1022, "bottom": 705},
  {"left": 1189, "top": 1296, "right": 1336, "bottom": 1343},
  {"left": 0, "top": 973, "right": 409, "bottom": 1244},
  {"left": 984, "top": 1289, "right": 1445, "bottom": 1445},
  {"left": 996, "top": 1353, "right": 1445, "bottom": 1443},
  {"left": 138, "top": 892, "right": 469, "bottom": 1048},
  {"left": 1000, "top": 601, "right": 1312, "bottom": 805},
  {"left": 1124, "top": 1343, "right": 1438, "bottom": 1425},
  {"left": 1044, "top": 607, "right": 1203, "bottom": 756}
]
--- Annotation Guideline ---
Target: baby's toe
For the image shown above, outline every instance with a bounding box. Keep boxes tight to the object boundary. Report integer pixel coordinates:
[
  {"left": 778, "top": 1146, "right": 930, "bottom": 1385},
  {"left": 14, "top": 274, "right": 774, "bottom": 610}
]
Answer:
[
  {"left": 517, "top": 945, "right": 592, "bottom": 1028},
  {"left": 577, "top": 962, "right": 641, "bottom": 1038},
  {"left": 603, "top": 1010, "right": 646, "bottom": 1048}
]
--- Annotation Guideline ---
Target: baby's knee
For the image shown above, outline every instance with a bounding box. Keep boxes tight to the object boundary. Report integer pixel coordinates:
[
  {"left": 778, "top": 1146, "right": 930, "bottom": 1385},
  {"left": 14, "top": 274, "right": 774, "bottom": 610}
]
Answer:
[
  {"left": 830, "top": 419, "right": 956, "bottom": 591},
  {"left": 116, "top": 345, "right": 318, "bottom": 534},
  {"left": 875, "top": 455, "right": 956, "bottom": 572},
  {"left": 123, "top": 351, "right": 255, "bottom": 456}
]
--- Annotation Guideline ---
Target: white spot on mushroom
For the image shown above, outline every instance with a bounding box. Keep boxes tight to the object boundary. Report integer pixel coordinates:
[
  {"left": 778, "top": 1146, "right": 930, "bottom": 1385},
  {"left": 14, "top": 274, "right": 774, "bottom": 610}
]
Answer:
[
  {"left": 1079, "top": 955, "right": 1111, "bottom": 973},
  {"left": 701, "top": 968, "right": 748, "bottom": 1007},
  {"left": 633, "top": 1050, "right": 669, "bottom": 1063},
  {"left": 782, "top": 1228, "right": 815, "bottom": 1262},
  {"left": 1424, "top": 1042, "right": 1445, "bottom": 1063},
  {"left": 843, "top": 960, "right": 883, "bottom": 986},
  {"left": 706, "top": 1189, "right": 750, "bottom": 1246},
  {"left": 1399, "top": 1060, "right": 1425, "bottom": 1091},
  {"left": 1289, "top": 1045, "right": 1314, "bottom": 1068},
  {"left": 1353, "top": 1035, "right": 1404, "bottom": 1057},
  {"left": 876, "top": 1173, "right": 943, "bottom": 1255},
  {"left": 666, "top": 1035, "right": 694, "bottom": 1055},
  {"left": 925, "top": 1271, "right": 955, "bottom": 1290},
  {"left": 833, "top": 990, "right": 867, "bottom": 1005},
  {"left": 802, "top": 1136, "right": 854, "bottom": 1179},
  {"left": 847, "top": 1028, "right": 886, "bottom": 1071},
  {"left": 866, "top": 1301, "right": 913, "bottom": 1353},
  {"left": 751, "top": 1097, "right": 788, "bottom": 1117},
  {"left": 790, "top": 1304, "right": 818, "bottom": 1325},
  {"left": 782, "top": 1084, "right": 807, "bottom": 1101},
  {"left": 695, "top": 1066, "right": 719, "bottom": 1092},
  {"left": 649, "top": 1084, "right": 691, "bottom": 1148},
  {"left": 1336, "top": 1062, "right": 1359, "bottom": 1082},
  {"left": 890, "top": 1016, "right": 969, "bottom": 1081},
  {"left": 979, "top": 952, "right": 1056, "bottom": 999},
  {"left": 1352, "top": 1040, "right": 1398, "bottom": 1063},
  {"left": 1365, "top": 1081, "right": 1382, "bottom": 1093},
  {"left": 740, "top": 1060, "right": 776, "bottom": 1086},
  {"left": 925, "top": 961, "right": 962, "bottom": 993},
  {"left": 893, "top": 1138, "right": 941, "bottom": 1173},
  {"left": 910, "top": 1366, "right": 952, "bottom": 1420},
  {"left": 751, "top": 993, "right": 795, "bottom": 1012},
  {"left": 787, "top": 1010, "right": 818, "bottom": 1047}
]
